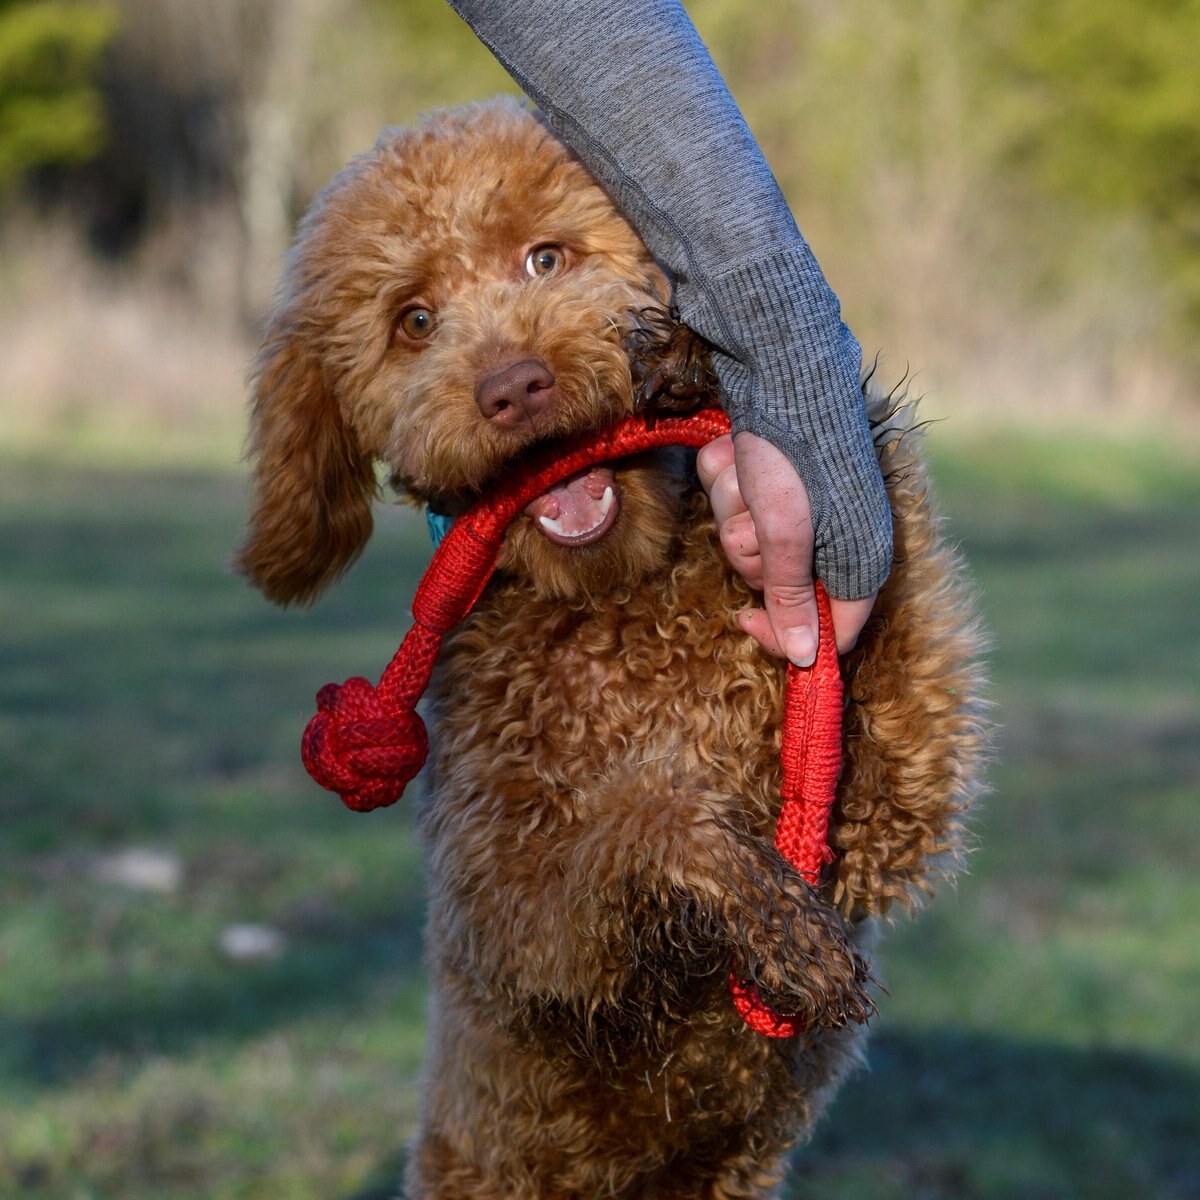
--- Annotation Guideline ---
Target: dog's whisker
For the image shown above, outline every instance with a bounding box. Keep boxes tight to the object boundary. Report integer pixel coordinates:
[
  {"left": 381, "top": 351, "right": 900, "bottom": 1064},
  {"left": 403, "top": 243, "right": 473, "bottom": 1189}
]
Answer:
[{"left": 634, "top": 751, "right": 679, "bottom": 766}]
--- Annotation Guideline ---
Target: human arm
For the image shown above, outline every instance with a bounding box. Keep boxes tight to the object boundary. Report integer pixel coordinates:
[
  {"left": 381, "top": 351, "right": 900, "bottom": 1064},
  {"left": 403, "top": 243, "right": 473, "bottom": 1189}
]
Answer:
[{"left": 447, "top": 0, "right": 891, "bottom": 659}]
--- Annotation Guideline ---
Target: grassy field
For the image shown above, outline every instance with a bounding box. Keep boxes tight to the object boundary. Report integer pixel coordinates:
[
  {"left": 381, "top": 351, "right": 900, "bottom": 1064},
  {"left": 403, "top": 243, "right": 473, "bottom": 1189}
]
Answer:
[{"left": 1, "top": 427, "right": 1197, "bottom": 1199}]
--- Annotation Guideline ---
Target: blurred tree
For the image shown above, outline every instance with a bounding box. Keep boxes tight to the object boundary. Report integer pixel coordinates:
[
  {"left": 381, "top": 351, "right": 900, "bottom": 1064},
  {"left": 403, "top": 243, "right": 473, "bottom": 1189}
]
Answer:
[
  {"left": 985, "top": 0, "right": 1200, "bottom": 330},
  {"left": 689, "top": 0, "right": 1199, "bottom": 392},
  {"left": 0, "top": 0, "right": 117, "bottom": 191},
  {"left": 68, "top": 0, "right": 510, "bottom": 320},
  {"left": 10, "top": 0, "right": 1194, "bottom": 407},
  {"left": 687, "top": 0, "right": 1009, "bottom": 361},
  {"left": 238, "top": 0, "right": 513, "bottom": 312}
]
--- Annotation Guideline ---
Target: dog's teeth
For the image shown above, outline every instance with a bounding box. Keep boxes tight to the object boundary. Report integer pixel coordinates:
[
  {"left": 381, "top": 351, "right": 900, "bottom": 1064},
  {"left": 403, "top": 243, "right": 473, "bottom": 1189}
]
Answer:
[
  {"left": 538, "top": 488, "right": 615, "bottom": 540},
  {"left": 539, "top": 514, "right": 597, "bottom": 539}
]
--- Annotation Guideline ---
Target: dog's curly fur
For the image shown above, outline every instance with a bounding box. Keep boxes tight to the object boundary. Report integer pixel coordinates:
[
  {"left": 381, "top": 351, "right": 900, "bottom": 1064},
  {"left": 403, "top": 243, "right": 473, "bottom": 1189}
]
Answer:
[{"left": 235, "top": 97, "right": 987, "bottom": 1199}]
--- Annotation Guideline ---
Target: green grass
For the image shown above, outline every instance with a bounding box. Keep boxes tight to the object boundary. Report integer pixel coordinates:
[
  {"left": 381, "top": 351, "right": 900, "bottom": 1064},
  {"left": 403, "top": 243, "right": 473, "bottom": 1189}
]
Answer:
[{"left": 1, "top": 428, "right": 1197, "bottom": 1199}]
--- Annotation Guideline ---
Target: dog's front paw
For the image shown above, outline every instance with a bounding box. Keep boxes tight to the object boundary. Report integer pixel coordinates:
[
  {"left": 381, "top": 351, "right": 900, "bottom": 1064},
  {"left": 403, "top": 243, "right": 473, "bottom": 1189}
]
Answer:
[{"left": 726, "top": 859, "right": 874, "bottom": 1030}]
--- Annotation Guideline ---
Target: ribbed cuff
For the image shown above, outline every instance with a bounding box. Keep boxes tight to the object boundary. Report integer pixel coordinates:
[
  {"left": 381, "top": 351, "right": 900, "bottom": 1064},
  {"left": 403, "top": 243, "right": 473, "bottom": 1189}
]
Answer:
[{"left": 678, "top": 247, "right": 893, "bottom": 599}]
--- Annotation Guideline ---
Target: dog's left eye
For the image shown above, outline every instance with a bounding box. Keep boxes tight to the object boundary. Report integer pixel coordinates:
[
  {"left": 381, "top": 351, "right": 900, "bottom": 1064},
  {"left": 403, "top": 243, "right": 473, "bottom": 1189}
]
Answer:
[
  {"left": 525, "top": 244, "right": 566, "bottom": 278},
  {"left": 397, "top": 306, "right": 437, "bottom": 342}
]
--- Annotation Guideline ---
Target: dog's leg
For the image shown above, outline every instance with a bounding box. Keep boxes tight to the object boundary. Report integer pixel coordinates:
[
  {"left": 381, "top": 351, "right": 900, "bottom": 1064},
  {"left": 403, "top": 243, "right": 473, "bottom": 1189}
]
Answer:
[
  {"left": 831, "top": 398, "right": 989, "bottom": 918},
  {"left": 702, "top": 825, "right": 874, "bottom": 1028},
  {"left": 453, "top": 762, "right": 876, "bottom": 1032},
  {"left": 415, "top": 759, "right": 873, "bottom": 1198},
  {"left": 621, "top": 754, "right": 874, "bottom": 1026}
]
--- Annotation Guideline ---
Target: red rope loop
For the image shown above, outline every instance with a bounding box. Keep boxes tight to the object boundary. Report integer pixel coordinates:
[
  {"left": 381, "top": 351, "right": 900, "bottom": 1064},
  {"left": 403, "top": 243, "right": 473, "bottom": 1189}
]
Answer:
[
  {"left": 298, "top": 409, "right": 844, "bottom": 1038},
  {"left": 300, "top": 411, "right": 734, "bottom": 815},
  {"left": 728, "top": 578, "right": 842, "bottom": 1038}
]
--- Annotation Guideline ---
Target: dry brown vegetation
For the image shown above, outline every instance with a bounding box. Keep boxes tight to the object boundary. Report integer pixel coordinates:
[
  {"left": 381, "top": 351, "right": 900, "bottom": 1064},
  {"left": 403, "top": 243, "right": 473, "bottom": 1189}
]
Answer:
[{"left": 1, "top": 0, "right": 1195, "bottom": 466}]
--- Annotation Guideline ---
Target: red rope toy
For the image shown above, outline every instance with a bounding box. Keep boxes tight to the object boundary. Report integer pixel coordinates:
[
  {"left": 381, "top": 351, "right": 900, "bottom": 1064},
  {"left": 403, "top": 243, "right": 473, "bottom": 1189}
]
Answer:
[{"left": 301, "top": 408, "right": 843, "bottom": 1039}]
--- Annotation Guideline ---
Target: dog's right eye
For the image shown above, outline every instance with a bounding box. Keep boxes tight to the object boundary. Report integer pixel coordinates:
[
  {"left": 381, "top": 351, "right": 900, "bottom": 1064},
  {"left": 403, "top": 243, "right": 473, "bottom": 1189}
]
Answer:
[
  {"left": 397, "top": 307, "right": 437, "bottom": 342},
  {"left": 525, "top": 245, "right": 566, "bottom": 278}
]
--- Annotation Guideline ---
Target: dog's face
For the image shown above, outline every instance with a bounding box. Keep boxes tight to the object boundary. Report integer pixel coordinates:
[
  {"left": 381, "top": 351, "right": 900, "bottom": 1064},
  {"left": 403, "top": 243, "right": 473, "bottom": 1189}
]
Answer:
[{"left": 236, "top": 99, "right": 701, "bottom": 605}]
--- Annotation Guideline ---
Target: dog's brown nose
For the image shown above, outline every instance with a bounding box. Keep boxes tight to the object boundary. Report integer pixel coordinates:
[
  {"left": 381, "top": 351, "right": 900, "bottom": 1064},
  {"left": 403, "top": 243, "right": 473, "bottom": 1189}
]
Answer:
[{"left": 475, "top": 357, "right": 555, "bottom": 429}]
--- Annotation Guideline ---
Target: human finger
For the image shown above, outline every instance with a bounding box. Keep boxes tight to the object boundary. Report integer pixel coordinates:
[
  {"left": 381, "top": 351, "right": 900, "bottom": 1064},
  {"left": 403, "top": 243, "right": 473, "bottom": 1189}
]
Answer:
[
  {"left": 829, "top": 594, "right": 876, "bottom": 655},
  {"left": 697, "top": 436, "right": 745, "bottom": 529},
  {"left": 718, "top": 508, "right": 763, "bottom": 590},
  {"left": 695, "top": 433, "right": 736, "bottom": 493},
  {"left": 698, "top": 433, "right": 764, "bottom": 585},
  {"left": 733, "top": 432, "right": 820, "bottom": 667}
]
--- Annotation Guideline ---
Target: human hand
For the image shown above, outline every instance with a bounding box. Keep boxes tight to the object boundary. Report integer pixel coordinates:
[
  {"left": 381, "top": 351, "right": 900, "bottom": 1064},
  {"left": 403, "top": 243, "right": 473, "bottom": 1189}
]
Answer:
[{"left": 696, "top": 432, "right": 876, "bottom": 664}]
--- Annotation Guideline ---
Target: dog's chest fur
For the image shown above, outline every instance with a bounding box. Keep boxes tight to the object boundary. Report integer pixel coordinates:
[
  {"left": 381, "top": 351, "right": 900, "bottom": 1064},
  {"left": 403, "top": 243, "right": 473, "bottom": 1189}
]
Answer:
[
  {"left": 419, "top": 502, "right": 788, "bottom": 1010},
  {"left": 413, "top": 500, "right": 853, "bottom": 1164},
  {"left": 429, "top": 504, "right": 784, "bottom": 838}
]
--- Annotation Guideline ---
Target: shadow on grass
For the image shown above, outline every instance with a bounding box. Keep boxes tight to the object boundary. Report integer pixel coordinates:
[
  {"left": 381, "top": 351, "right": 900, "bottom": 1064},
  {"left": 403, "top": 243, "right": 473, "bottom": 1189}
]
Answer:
[
  {"left": 0, "top": 926, "right": 425, "bottom": 1088},
  {"left": 343, "top": 1150, "right": 409, "bottom": 1200},
  {"left": 794, "top": 1027, "right": 1200, "bottom": 1198},
  {"left": 334, "top": 1028, "right": 1200, "bottom": 1200}
]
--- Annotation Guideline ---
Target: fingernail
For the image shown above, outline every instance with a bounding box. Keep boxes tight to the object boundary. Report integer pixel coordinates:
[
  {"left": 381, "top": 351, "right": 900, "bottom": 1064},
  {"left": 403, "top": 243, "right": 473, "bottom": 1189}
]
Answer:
[{"left": 784, "top": 628, "right": 818, "bottom": 668}]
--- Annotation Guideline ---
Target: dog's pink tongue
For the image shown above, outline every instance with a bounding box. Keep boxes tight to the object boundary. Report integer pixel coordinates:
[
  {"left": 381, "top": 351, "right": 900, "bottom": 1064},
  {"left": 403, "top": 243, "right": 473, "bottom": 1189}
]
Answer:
[{"left": 525, "top": 466, "right": 619, "bottom": 546}]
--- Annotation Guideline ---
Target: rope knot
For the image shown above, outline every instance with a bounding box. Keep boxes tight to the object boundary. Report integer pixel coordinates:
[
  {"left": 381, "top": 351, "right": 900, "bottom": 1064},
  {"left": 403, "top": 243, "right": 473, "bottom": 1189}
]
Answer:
[{"left": 301, "top": 676, "right": 428, "bottom": 813}]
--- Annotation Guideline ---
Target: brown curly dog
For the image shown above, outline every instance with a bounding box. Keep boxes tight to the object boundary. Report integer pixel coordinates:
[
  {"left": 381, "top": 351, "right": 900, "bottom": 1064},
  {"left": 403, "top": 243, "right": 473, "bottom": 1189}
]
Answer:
[{"left": 235, "top": 97, "right": 987, "bottom": 1199}]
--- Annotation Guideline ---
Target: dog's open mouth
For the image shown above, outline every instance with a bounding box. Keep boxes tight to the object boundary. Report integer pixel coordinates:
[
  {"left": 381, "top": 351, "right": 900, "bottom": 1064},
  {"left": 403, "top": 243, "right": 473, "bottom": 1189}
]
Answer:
[{"left": 524, "top": 465, "right": 620, "bottom": 547}]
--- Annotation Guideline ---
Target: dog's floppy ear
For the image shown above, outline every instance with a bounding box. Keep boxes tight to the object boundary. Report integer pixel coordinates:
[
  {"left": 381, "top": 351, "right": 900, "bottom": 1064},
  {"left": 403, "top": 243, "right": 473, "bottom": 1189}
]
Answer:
[{"left": 234, "top": 324, "right": 377, "bottom": 606}]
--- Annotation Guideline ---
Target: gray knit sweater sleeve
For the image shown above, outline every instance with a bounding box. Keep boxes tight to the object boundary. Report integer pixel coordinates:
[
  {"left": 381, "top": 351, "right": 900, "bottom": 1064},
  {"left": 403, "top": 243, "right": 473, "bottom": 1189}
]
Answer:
[{"left": 447, "top": 0, "right": 892, "bottom": 599}]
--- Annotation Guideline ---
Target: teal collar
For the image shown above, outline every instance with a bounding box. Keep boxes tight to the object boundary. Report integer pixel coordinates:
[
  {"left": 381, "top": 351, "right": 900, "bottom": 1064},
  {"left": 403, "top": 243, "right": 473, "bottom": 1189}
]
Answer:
[{"left": 426, "top": 508, "right": 455, "bottom": 547}]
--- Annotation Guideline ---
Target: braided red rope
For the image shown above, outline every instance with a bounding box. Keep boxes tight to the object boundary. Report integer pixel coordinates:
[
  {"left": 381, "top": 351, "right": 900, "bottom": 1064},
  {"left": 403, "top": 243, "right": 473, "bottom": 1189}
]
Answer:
[
  {"left": 300, "top": 408, "right": 843, "bottom": 1038},
  {"left": 728, "top": 578, "right": 841, "bottom": 1038}
]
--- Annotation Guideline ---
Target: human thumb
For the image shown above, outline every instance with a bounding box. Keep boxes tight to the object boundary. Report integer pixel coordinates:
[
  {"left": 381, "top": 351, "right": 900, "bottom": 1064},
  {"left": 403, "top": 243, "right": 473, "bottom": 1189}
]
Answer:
[
  {"left": 782, "top": 621, "right": 818, "bottom": 670},
  {"left": 733, "top": 433, "right": 821, "bottom": 667}
]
